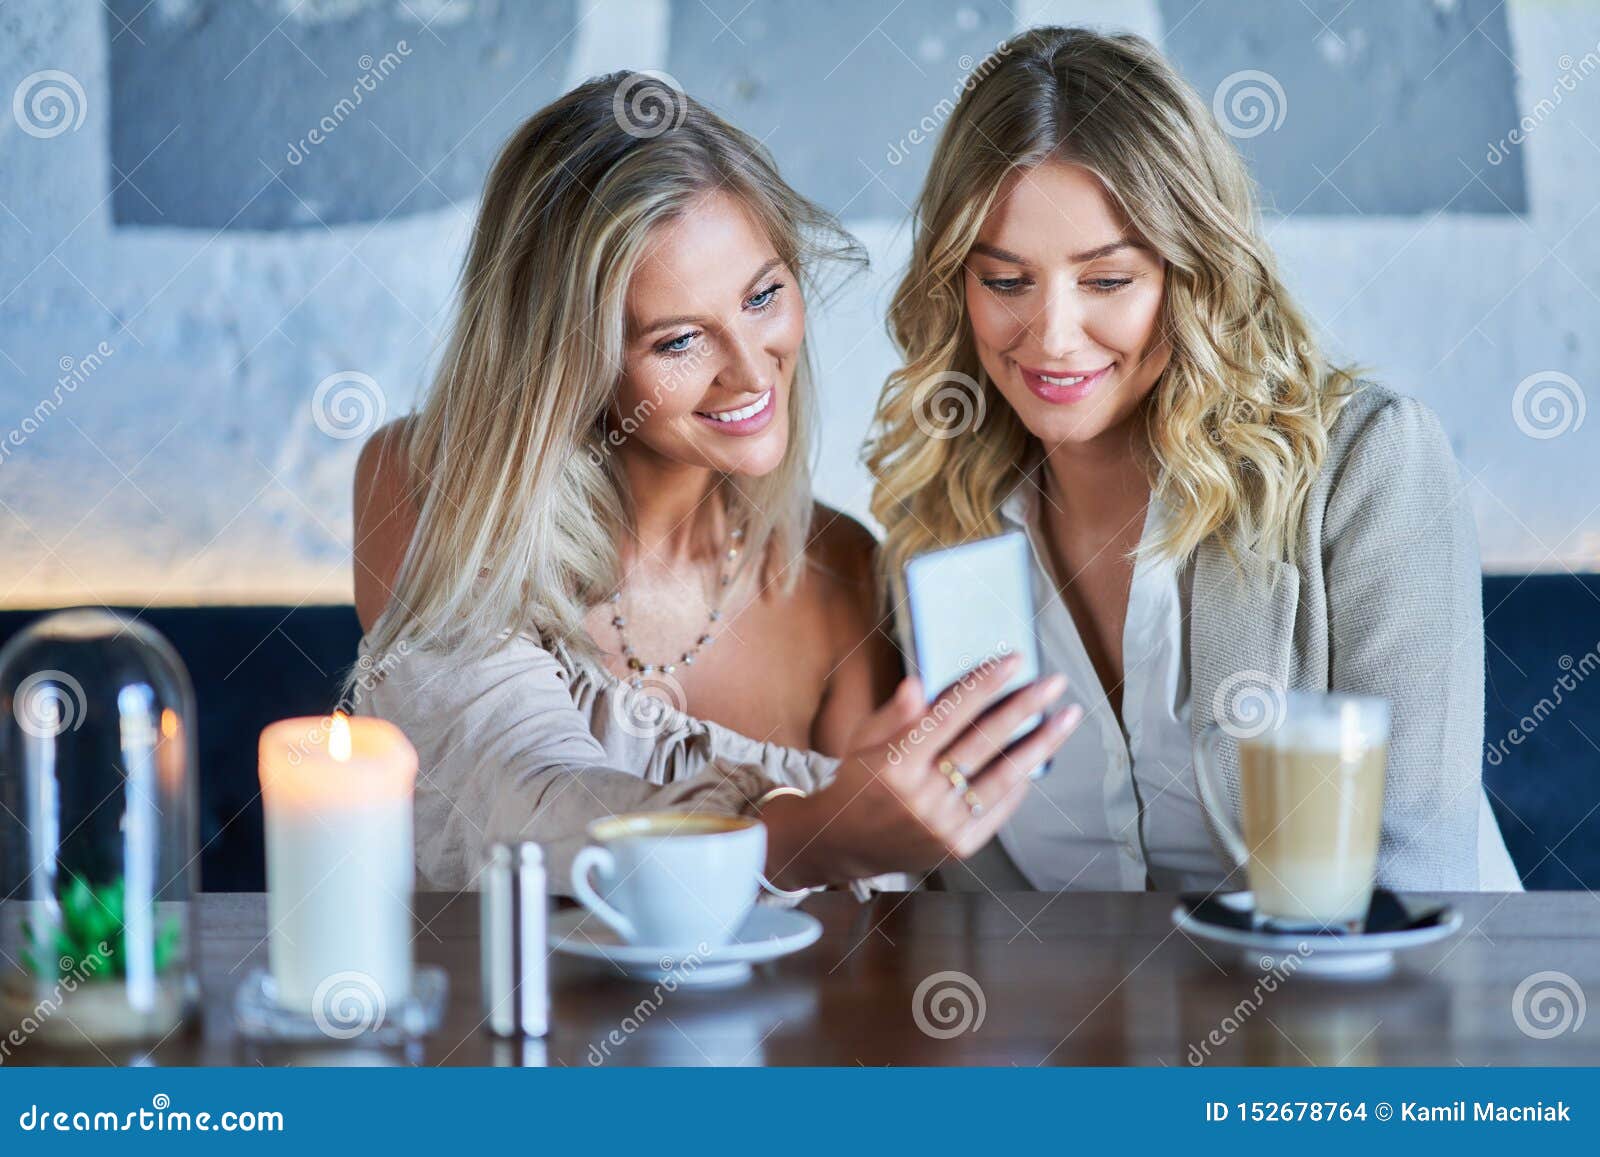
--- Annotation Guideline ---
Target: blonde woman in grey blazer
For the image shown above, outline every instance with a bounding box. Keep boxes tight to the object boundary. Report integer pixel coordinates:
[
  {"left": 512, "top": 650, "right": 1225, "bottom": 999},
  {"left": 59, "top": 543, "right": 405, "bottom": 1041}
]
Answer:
[{"left": 866, "top": 27, "right": 1520, "bottom": 894}]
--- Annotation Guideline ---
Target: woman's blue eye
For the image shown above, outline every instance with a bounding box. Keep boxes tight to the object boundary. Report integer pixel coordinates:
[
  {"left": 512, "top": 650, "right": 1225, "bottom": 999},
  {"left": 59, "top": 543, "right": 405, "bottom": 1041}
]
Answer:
[
  {"left": 746, "top": 282, "right": 782, "bottom": 310},
  {"left": 1087, "top": 278, "right": 1133, "bottom": 293},
  {"left": 981, "top": 277, "right": 1027, "bottom": 294},
  {"left": 657, "top": 332, "right": 696, "bottom": 354}
]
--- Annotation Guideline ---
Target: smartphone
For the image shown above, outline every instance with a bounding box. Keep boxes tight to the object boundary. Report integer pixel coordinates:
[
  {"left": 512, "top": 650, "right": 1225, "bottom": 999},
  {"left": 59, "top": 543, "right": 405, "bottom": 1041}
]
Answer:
[{"left": 900, "top": 530, "right": 1052, "bottom": 779}]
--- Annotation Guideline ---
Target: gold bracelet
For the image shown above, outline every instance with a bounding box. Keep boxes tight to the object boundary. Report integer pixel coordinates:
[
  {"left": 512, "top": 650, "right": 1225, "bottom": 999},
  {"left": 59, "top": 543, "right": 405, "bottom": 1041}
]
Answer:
[{"left": 753, "top": 784, "right": 808, "bottom": 811}]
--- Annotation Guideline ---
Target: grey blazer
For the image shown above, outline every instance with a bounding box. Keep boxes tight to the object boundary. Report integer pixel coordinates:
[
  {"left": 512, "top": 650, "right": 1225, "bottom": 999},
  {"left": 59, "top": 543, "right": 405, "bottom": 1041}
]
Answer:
[{"left": 936, "top": 380, "right": 1521, "bottom": 894}]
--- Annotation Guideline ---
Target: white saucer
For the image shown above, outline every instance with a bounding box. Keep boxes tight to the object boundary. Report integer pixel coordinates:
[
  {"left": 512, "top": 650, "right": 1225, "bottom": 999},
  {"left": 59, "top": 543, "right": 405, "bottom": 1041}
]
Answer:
[
  {"left": 550, "top": 905, "right": 822, "bottom": 986},
  {"left": 1171, "top": 891, "right": 1462, "bottom": 978}
]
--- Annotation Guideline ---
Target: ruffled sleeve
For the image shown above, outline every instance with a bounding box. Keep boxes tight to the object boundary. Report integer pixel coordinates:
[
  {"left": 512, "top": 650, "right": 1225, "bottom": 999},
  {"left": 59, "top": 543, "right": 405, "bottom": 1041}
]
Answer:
[{"left": 353, "top": 629, "right": 893, "bottom": 899}]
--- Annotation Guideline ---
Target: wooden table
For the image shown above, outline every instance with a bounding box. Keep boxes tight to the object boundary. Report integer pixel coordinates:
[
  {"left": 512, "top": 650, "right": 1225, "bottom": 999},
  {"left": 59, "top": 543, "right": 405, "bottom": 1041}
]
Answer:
[{"left": 13, "top": 890, "right": 1600, "bottom": 1066}]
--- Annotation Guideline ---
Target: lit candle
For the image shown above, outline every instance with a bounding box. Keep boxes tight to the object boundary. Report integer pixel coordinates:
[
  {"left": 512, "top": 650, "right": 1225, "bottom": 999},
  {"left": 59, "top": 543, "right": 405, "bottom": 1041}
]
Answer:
[{"left": 257, "top": 712, "right": 417, "bottom": 1016}]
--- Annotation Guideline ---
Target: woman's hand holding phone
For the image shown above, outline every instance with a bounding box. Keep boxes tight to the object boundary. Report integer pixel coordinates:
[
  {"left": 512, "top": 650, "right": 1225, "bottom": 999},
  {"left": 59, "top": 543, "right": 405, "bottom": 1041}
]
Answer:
[{"left": 760, "top": 652, "right": 1083, "bottom": 889}]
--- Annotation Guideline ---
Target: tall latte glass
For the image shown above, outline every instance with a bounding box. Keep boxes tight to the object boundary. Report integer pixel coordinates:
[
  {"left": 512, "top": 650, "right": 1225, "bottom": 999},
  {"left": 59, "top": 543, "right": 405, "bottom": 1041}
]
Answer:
[{"left": 1195, "top": 693, "right": 1389, "bottom": 929}]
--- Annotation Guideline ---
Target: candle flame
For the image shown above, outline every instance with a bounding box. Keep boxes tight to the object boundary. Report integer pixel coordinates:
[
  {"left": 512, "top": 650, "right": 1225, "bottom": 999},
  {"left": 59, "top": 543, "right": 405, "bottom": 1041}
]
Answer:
[
  {"left": 157, "top": 708, "right": 183, "bottom": 793},
  {"left": 329, "top": 710, "right": 352, "bottom": 762}
]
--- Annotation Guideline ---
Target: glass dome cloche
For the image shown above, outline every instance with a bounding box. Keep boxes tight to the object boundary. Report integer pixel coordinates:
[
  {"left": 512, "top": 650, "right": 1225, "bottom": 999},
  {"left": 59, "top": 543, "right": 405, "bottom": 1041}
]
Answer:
[{"left": 0, "top": 608, "right": 199, "bottom": 1047}]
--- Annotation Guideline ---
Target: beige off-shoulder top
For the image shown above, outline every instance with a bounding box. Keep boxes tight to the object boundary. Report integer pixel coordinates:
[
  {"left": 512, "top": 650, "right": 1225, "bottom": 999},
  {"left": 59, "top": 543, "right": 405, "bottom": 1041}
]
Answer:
[{"left": 352, "top": 623, "right": 897, "bottom": 900}]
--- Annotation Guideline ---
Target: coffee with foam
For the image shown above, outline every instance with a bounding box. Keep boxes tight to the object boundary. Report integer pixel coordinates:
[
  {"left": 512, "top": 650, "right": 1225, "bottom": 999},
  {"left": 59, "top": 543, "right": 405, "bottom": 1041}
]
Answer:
[
  {"left": 1196, "top": 693, "right": 1390, "bottom": 928},
  {"left": 1238, "top": 726, "right": 1386, "bottom": 925}
]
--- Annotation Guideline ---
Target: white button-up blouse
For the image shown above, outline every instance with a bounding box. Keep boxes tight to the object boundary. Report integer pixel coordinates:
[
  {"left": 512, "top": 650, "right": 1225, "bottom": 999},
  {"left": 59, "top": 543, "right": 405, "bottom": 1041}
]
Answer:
[{"left": 993, "top": 482, "right": 1230, "bottom": 893}]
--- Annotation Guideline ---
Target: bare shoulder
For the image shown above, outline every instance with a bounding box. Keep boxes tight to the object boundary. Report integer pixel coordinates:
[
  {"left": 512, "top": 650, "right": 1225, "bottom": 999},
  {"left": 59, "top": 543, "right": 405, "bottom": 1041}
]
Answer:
[
  {"left": 355, "top": 417, "right": 421, "bottom": 504},
  {"left": 800, "top": 502, "right": 892, "bottom": 655},
  {"left": 804, "top": 503, "right": 881, "bottom": 592},
  {"left": 353, "top": 417, "right": 422, "bottom": 633},
  {"left": 797, "top": 506, "right": 901, "bottom": 747}
]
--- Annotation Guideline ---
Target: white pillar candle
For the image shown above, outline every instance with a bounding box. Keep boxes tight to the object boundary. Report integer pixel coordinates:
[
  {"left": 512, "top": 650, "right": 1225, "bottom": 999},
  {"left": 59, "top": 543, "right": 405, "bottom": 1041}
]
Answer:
[{"left": 258, "top": 712, "right": 417, "bottom": 1017}]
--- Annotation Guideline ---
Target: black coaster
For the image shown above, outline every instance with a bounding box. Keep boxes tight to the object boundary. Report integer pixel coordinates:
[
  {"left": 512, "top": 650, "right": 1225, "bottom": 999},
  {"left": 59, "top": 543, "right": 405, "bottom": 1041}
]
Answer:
[{"left": 1177, "top": 888, "right": 1450, "bottom": 936}]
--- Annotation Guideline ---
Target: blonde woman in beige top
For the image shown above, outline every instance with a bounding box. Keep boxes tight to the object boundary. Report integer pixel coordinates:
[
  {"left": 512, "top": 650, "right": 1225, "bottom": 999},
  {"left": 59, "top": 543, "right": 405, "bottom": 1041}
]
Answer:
[{"left": 345, "top": 73, "right": 1085, "bottom": 895}]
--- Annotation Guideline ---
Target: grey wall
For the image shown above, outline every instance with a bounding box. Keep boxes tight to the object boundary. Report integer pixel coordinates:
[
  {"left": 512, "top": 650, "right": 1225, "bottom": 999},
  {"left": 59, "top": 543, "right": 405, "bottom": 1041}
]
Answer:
[{"left": 1, "top": 0, "right": 1597, "bottom": 608}]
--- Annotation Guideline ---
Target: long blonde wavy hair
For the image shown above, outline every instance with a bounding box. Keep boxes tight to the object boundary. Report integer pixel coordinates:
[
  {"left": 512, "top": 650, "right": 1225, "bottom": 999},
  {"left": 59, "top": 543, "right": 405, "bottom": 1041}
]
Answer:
[
  {"left": 866, "top": 26, "right": 1364, "bottom": 603},
  {"left": 349, "top": 73, "right": 861, "bottom": 695}
]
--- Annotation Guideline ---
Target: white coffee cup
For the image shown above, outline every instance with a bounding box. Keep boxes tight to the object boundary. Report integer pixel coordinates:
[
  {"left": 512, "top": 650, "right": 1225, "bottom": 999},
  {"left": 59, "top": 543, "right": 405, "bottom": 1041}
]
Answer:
[{"left": 570, "top": 811, "right": 767, "bottom": 949}]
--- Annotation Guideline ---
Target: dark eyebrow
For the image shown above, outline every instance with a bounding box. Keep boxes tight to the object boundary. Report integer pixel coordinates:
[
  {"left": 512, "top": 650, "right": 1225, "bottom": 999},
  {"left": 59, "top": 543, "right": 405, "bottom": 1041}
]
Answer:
[
  {"left": 969, "top": 239, "right": 1138, "bottom": 266},
  {"left": 636, "top": 257, "right": 785, "bottom": 335}
]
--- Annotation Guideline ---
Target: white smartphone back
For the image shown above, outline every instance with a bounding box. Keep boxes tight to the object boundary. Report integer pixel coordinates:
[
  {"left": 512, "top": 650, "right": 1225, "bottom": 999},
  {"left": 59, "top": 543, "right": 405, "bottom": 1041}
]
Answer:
[{"left": 900, "top": 531, "right": 1050, "bottom": 779}]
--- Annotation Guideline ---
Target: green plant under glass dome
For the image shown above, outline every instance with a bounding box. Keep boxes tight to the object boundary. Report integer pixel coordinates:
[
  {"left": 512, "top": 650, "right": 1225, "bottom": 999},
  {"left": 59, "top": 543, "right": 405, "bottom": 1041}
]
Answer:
[{"left": 0, "top": 608, "right": 199, "bottom": 1048}]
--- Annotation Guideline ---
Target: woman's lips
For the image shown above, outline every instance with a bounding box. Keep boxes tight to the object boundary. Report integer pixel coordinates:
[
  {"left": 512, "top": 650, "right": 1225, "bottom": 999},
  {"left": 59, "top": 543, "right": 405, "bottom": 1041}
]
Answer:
[
  {"left": 1018, "top": 362, "right": 1112, "bottom": 404},
  {"left": 693, "top": 388, "right": 776, "bottom": 435}
]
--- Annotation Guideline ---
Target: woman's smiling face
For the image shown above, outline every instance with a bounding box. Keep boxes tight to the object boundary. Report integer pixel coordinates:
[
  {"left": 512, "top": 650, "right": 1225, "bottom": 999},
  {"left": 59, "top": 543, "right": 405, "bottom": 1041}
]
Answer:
[
  {"left": 964, "top": 160, "right": 1171, "bottom": 449},
  {"left": 611, "top": 189, "right": 802, "bottom": 478}
]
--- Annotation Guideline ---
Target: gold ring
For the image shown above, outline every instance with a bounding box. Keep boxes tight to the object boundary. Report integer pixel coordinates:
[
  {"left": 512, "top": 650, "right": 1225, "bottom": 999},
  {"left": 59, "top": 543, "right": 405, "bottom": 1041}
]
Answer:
[
  {"left": 963, "top": 788, "right": 984, "bottom": 818},
  {"left": 938, "top": 758, "right": 970, "bottom": 793}
]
